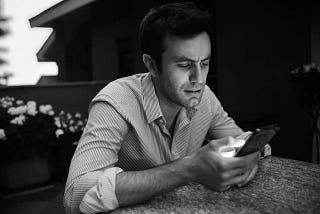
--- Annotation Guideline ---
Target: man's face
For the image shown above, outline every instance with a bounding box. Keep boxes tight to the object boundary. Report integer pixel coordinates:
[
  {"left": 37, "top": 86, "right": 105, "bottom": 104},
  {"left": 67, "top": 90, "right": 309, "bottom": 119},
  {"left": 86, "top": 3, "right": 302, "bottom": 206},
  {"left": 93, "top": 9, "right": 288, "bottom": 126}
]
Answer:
[{"left": 154, "top": 32, "right": 211, "bottom": 109}]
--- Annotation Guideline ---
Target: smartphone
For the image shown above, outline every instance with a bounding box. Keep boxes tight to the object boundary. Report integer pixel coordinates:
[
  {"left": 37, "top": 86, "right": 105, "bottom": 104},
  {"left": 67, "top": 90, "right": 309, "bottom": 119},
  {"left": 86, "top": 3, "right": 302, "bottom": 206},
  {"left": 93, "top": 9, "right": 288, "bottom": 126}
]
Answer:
[{"left": 235, "top": 123, "right": 280, "bottom": 157}]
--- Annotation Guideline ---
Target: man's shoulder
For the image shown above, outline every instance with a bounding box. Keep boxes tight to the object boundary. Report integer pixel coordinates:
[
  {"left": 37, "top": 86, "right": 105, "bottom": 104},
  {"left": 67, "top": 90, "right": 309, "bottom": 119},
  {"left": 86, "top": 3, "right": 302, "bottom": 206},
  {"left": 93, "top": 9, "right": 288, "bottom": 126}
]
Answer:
[
  {"left": 96, "top": 73, "right": 148, "bottom": 99},
  {"left": 90, "top": 73, "right": 150, "bottom": 125},
  {"left": 195, "top": 85, "right": 220, "bottom": 115},
  {"left": 91, "top": 73, "right": 148, "bottom": 110},
  {"left": 202, "top": 85, "right": 218, "bottom": 103}
]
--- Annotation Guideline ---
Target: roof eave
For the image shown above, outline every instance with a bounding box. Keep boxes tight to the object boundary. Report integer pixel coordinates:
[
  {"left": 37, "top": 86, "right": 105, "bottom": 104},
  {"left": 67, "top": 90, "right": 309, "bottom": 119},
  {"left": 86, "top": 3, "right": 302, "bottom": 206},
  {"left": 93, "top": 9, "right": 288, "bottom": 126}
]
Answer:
[
  {"left": 29, "top": 0, "right": 97, "bottom": 27},
  {"left": 36, "top": 30, "right": 56, "bottom": 62}
]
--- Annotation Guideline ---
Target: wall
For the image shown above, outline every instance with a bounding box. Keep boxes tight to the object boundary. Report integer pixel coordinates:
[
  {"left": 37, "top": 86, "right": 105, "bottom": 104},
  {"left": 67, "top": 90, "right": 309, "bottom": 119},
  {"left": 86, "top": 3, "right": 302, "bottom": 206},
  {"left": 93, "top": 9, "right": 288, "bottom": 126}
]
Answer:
[
  {"left": 0, "top": 81, "right": 109, "bottom": 118},
  {"left": 31, "top": 0, "right": 318, "bottom": 161},
  {"left": 90, "top": 0, "right": 137, "bottom": 81},
  {"left": 311, "top": 3, "right": 320, "bottom": 62},
  {"left": 215, "top": 1, "right": 312, "bottom": 161}
]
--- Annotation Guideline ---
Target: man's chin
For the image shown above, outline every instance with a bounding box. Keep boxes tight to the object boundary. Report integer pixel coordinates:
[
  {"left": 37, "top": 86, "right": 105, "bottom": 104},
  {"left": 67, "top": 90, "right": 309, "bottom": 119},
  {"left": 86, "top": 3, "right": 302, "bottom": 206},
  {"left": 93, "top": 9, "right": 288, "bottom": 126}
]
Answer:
[{"left": 187, "top": 98, "right": 200, "bottom": 108}]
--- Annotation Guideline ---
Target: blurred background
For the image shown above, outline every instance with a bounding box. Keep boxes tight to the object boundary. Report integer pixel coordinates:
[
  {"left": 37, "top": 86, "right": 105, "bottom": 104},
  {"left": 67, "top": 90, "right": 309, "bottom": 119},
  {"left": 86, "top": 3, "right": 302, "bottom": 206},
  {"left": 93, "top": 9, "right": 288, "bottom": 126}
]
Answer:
[
  {"left": 0, "top": 0, "right": 319, "bottom": 172},
  {"left": 0, "top": 0, "right": 319, "bottom": 213},
  {"left": 0, "top": 0, "right": 62, "bottom": 85}
]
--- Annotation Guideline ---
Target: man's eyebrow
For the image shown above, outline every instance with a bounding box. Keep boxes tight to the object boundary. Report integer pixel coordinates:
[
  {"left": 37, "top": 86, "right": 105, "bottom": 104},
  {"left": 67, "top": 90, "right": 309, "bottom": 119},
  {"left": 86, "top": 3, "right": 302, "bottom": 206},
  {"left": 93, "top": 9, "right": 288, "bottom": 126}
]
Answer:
[
  {"left": 174, "top": 55, "right": 211, "bottom": 62},
  {"left": 201, "top": 56, "right": 211, "bottom": 61}
]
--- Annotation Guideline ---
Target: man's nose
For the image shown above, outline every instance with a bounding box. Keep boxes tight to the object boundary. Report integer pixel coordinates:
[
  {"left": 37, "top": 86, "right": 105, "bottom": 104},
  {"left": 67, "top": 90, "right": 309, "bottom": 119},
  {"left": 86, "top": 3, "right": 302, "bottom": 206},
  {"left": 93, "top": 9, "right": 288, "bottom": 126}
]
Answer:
[{"left": 189, "top": 65, "right": 204, "bottom": 84}]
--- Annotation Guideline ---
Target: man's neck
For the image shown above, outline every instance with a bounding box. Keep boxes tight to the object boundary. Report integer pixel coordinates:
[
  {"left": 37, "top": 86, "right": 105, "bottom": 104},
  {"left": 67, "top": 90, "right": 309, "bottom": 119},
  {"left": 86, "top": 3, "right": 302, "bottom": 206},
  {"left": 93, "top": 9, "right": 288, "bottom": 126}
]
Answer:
[
  {"left": 160, "top": 99, "right": 180, "bottom": 121},
  {"left": 159, "top": 100, "right": 180, "bottom": 137},
  {"left": 152, "top": 77, "right": 181, "bottom": 132}
]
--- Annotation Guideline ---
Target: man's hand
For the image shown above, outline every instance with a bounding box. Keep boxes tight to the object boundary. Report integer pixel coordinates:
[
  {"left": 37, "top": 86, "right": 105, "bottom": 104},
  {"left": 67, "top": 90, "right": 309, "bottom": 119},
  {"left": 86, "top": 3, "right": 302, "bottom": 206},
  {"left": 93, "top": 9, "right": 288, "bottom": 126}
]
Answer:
[
  {"left": 112, "top": 137, "right": 259, "bottom": 208},
  {"left": 187, "top": 137, "right": 260, "bottom": 191}
]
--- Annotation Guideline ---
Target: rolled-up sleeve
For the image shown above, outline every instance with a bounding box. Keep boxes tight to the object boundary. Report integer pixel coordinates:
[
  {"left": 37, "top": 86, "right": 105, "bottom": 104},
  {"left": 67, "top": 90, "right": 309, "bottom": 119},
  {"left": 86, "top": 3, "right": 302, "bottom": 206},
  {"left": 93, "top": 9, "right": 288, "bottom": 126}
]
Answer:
[
  {"left": 64, "top": 101, "right": 129, "bottom": 214},
  {"left": 79, "top": 167, "right": 123, "bottom": 213}
]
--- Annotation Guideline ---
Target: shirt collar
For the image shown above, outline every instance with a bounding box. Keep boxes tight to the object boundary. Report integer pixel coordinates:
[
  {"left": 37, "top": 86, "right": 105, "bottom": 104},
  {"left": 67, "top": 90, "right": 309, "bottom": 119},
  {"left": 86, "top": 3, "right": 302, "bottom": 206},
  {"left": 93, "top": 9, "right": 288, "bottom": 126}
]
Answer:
[
  {"left": 142, "top": 73, "right": 163, "bottom": 123},
  {"left": 141, "top": 73, "right": 198, "bottom": 123}
]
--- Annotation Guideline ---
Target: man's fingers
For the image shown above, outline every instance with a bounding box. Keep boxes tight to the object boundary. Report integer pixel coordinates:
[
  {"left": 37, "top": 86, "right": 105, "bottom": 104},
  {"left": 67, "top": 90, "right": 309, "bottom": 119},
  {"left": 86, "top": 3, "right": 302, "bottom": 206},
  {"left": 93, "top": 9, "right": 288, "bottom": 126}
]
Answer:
[
  {"left": 237, "top": 164, "right": 258, "bottom": 187},
  {"left": 222, "top": 169, "right": 249, "bottom": 187},
  {"left": 201, "top": 139, "right": 260, "bottom": 191},
  {"left": 222, "top": 151, "right": 260, "bottom": 170},
  {"left": 218, "top": 185, "right": 232, "bottom": 192},
  {"left": 222, "top": 164, "right": 258, "bottom": 187},
  {"left": 222, "top": 167, "right": 247, "bottom": 180}
]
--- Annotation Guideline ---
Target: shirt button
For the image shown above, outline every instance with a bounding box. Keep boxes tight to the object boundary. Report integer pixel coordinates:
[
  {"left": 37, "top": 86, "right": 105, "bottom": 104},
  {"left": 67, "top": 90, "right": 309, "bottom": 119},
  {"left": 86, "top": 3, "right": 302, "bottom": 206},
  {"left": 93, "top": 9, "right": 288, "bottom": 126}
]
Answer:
[
  {"left": 172, "top": 150, "right": 178, "bottom": 156},
  {"left": 160, "top": 119, "right": 165, "bottom": 125}
]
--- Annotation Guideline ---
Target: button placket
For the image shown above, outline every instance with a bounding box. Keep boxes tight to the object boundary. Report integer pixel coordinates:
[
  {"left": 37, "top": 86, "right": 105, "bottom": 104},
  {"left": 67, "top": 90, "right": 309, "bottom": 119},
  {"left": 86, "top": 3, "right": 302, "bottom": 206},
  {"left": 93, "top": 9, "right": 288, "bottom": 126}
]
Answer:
[
  {"left": 171, "top": 119, "right": 191, "bottom": 160},
  {"left": 172, "top": 150, "right": 179, "bottom": 159},
  {"left": 170, "top": 145, "right": 179, "bottom": 159},
  {"left": 157, "top": 118, "right": 171, "bottom": 136}
]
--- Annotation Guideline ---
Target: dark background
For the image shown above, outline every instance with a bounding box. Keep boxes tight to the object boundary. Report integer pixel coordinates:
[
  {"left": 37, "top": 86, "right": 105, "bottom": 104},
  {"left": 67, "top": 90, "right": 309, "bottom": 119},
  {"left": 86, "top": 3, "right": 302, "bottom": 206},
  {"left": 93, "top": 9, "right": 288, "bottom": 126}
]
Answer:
[{"left": 18, "top": 0, "right": 320, "bottom": 163}]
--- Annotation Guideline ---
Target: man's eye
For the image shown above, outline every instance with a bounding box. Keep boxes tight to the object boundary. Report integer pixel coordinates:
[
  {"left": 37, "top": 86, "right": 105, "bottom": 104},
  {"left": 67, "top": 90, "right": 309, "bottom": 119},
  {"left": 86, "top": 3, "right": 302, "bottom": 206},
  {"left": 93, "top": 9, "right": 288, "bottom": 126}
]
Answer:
[
  {"left": 177, "top": 63, "right": 192, "bottom": 69},
  {"left": 201, "top": 61, "right": 209, "bottom": 67}
]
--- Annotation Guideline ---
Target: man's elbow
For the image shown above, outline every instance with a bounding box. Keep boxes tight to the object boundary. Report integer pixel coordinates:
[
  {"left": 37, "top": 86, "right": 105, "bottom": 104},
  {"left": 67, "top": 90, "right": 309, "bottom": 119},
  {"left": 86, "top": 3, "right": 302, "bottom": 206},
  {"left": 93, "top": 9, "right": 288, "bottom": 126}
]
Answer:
[
  {"left": 63, "top": 178, "right": 85, "bottom": 214},
  {"left": 63, "top": 183, "right": 74, "bottom": 214}
]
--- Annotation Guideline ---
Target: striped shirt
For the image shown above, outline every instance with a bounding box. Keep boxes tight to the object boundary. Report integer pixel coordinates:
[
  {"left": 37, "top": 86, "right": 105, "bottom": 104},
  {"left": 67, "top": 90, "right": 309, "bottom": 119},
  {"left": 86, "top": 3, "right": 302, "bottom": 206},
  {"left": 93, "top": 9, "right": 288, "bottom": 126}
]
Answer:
[{"left": 63, "top": 72, "right": 246, "bottom": 214}]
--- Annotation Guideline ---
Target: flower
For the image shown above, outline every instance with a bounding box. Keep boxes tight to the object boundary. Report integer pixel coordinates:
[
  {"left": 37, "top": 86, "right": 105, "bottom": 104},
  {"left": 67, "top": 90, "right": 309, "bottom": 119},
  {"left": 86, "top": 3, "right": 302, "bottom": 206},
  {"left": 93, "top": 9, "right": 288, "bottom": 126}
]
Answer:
[
  {"left": 7, "top": 106, "right": 27, "bottom": 115},
  {"left": 27, "top": 108, "right": 38, "bottom": 116},
  {"left": 54, "top": 116, "right": 61, "bottom": 128},
  {"left": 10, "top": 114, "right": 26, "bottom": 125},
  {"left": 55, "top": 110, "right": 87, "bottom": 135},
  {"left": 290, "top": 62, "right": 320, "bottom": 109},
  {"left": 27, "top": 100, "right": 36, "bottom": 107},
  {"left": 69, "top": 126, "right": 75, "bottom": 132},
  {"left": 16, "top": 100, "right": 24, "bottom": 105},
  {"left": 75, "top": 112, "right": 81, "bottom": 118},
  {"left": 290, "top": 62, "right": 320, "bottom": 76},
  {"left": 0, "top": 96, "right": 87, "bottom": 162},
  {"left": 55, "top": 129, "right": 64, "bottom": 138},
  {"left": 39, "top": 104, "right": 53, "bottom": 115},
  {"left": 0, "top": 96, "right": 14, "bottom": 108},
  {"left": 0, "top": 128, "right": 6, "bottom": 140}
]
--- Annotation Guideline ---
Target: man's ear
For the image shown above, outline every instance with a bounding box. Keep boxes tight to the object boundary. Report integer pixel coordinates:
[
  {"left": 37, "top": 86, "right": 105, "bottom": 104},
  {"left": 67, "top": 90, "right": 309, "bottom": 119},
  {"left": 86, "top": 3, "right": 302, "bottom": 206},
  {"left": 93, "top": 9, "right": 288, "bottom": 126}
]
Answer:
[{"left": 142, "top": 54, "right": 158, "bottom": 77}]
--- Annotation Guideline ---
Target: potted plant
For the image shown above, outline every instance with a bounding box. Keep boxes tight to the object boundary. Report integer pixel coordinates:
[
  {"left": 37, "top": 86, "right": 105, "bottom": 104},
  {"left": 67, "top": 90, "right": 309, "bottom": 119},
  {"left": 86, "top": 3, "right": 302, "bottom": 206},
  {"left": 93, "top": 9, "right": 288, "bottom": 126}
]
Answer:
[
  {"left": 0, "top": 96, "right": 87, "bottom": 193},
  {"left": 291, "top": 62, "right": 320, "bottom": 163}
]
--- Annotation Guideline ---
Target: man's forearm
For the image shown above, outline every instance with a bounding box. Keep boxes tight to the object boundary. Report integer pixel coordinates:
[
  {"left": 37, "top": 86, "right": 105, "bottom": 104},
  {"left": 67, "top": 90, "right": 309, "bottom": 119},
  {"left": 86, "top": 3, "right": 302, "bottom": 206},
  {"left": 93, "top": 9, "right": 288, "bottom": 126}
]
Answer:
[{"left": 115, "top": 156, "right": 194, "bottom": 207}]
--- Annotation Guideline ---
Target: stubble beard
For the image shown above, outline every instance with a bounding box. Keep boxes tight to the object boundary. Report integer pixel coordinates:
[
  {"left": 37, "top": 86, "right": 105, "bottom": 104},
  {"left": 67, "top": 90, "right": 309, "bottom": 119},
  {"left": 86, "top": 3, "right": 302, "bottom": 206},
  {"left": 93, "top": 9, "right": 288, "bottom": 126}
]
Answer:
[{"left": 172, "top": 86, "right": 205, "bottom": 108}]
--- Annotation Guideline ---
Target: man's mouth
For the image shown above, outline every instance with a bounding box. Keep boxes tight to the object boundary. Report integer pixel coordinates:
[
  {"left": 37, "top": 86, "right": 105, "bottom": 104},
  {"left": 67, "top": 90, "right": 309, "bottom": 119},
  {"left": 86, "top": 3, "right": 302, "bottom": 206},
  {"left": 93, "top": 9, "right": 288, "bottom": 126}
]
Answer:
[{"left": 184, "top": 89, "right": 201, "bottom": 94}]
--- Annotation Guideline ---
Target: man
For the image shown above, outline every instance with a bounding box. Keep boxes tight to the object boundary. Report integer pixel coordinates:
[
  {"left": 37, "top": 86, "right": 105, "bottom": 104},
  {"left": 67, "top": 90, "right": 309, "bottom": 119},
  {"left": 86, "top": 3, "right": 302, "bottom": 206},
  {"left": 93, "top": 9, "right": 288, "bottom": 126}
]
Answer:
[{"left": 64, "top": 3, "right": 262, "bottom": 213}]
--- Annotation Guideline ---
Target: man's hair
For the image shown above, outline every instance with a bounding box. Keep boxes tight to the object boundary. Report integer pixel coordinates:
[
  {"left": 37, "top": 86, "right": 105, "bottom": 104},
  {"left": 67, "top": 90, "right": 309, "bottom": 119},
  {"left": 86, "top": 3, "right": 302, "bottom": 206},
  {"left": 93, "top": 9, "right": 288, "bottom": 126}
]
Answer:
[{"left": 139, "top": 2, "right": 213, "bottom": 69}]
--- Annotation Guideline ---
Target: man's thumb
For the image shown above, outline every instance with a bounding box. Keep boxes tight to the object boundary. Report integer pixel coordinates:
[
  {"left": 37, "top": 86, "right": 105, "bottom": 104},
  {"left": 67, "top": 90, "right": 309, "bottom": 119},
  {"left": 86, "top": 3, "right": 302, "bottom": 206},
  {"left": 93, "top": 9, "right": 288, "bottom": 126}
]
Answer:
[{"left": 209, "top": 136, "right": 235, "bottom": 152}]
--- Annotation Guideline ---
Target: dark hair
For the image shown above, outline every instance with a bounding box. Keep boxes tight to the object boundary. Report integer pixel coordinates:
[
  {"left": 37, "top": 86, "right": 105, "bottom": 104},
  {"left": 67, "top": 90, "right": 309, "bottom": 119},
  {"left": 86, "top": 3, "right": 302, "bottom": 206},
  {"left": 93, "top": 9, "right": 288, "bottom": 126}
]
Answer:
[{"left": 139, "top": 2, "right": 213, "bottom": 69}]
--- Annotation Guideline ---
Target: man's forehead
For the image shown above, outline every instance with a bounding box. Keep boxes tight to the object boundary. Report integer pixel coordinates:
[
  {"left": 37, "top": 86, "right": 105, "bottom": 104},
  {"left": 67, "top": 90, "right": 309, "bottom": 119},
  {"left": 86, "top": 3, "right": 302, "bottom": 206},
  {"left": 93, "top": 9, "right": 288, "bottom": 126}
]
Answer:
[
  {"left": 173, "top": 55, "right": 211, "bottom": 62},
  {"left": 162, "top": 33, "right": 211, "bottom": 60}
]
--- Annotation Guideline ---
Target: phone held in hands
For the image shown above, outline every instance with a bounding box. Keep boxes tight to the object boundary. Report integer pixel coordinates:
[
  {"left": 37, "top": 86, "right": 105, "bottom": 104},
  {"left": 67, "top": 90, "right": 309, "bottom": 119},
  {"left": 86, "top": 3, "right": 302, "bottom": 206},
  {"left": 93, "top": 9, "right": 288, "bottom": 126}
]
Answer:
[{"left": 235, "top": 123, "right": 280, "bottom": 157}]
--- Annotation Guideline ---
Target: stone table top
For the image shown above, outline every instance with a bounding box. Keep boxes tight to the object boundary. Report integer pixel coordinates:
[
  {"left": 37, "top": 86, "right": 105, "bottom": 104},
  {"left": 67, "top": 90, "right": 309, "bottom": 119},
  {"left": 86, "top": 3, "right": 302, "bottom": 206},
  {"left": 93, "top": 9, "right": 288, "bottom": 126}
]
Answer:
[{"left": 112, "top": 156, "right": 320, "bottom": 214}]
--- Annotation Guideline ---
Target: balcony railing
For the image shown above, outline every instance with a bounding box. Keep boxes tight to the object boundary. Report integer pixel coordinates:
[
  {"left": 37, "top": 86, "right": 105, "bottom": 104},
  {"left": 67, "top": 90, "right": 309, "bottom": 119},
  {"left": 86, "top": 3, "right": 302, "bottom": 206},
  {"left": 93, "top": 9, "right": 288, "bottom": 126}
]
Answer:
[{"left": 0, "top": 81, "right": 109, "bottom": 117}]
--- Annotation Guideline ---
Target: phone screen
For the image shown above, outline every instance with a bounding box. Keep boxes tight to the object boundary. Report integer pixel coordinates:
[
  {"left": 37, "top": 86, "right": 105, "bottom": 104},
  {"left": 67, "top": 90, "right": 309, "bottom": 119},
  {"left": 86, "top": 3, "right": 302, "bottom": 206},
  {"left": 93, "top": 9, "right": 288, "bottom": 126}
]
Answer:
[{"left": 235, "top": 124, "right": 280, "bottom": 157}]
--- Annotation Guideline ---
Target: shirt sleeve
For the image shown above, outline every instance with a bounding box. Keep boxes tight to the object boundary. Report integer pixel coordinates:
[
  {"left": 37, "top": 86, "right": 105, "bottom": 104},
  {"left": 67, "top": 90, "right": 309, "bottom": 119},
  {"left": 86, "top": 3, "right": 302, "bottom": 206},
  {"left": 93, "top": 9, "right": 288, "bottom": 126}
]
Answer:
[
  {"left": 64, "top": 102, "right": 129, "bottom": 214},
  {"left": 79, "top": 167, "right": 123, "bottom": 213},
  {"left": 206, "top": 89, "right": 244, "bottom": 139}
]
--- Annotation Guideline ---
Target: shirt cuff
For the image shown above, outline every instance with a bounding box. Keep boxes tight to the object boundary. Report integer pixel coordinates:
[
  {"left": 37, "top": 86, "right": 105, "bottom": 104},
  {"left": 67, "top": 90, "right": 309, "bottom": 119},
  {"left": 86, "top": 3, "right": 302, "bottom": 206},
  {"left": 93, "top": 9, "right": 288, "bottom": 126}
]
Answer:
[
  {"left": 79, "top": 167, "right": 123, "bottom": 214},
  {"left": 261, "top": 144, "right": 272, "bottom": 159}
]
